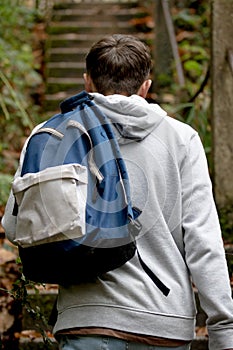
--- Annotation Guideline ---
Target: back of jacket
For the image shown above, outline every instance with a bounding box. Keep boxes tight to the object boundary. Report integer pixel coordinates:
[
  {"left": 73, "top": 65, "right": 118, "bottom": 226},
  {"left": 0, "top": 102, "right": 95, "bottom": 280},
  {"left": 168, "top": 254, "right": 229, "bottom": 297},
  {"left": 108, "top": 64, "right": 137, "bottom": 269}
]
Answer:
[{"left": 54, "top": 94, "right": 233, "bottom": 348}]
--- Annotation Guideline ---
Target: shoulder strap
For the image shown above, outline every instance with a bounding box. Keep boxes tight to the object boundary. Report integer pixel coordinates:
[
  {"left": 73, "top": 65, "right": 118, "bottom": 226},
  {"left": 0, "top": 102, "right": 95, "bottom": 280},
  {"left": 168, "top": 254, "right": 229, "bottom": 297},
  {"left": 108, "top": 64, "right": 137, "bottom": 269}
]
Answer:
[
  {"left": 60, "top": 91, "right": 170, "bottom": 296},
  {"left": 60, "top": 91, "right": 93, "bottom": 113}
]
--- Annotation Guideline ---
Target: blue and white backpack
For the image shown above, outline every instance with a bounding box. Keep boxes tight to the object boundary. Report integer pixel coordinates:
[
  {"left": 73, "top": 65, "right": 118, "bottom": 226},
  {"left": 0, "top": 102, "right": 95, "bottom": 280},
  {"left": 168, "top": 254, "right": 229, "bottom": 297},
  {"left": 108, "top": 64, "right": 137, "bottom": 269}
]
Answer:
[{"left": 12, "top": 91, "right": 169, "bottom": 296}]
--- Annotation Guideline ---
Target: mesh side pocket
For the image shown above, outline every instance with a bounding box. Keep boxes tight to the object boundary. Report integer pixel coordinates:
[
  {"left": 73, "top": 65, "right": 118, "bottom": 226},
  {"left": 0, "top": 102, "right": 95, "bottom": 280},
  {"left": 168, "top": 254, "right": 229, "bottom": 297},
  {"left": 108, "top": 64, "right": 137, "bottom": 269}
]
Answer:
[{"left": 12, "top": 163, "right": 88, "bottom": 247}]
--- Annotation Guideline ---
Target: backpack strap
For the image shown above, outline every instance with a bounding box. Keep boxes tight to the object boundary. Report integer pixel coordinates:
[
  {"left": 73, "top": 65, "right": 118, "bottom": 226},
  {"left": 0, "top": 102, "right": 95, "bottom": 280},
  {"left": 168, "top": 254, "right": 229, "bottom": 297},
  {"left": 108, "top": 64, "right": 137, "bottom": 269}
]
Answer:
[
  {"left": 66, "top": 119, "right": 103, "bottom": 182},
  {"left": 60, "top": 91, "right": 93, "bottom": 113},
  {"left": 137, "top": 250, "right": 170, "bottom": 296},
  {"left": 60, "top": 91, "right": 170, "bottom": 296}
]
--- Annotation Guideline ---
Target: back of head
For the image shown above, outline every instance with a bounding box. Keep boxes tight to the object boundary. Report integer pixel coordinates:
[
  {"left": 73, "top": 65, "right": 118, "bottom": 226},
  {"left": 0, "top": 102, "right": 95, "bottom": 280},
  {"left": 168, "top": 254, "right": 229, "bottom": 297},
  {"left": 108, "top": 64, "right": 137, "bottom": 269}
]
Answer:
[{"left": 85, "top": 34, "right": 152, "bottom": 96}]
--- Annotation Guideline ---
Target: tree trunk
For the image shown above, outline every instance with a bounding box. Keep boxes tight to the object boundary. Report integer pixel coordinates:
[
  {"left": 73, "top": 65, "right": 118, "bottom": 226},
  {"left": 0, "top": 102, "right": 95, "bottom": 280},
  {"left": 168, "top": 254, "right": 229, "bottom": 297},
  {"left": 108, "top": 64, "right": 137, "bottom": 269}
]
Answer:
[{"left": 211, "top": 0, "right": 233, "bottom": 209}]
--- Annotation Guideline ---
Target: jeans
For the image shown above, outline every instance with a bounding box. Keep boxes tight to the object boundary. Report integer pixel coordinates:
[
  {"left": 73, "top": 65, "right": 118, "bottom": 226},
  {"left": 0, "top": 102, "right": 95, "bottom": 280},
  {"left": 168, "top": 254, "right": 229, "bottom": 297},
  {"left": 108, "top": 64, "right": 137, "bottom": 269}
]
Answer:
[{"left": 58, "top": 335, "right": 191, "bottom": 350}]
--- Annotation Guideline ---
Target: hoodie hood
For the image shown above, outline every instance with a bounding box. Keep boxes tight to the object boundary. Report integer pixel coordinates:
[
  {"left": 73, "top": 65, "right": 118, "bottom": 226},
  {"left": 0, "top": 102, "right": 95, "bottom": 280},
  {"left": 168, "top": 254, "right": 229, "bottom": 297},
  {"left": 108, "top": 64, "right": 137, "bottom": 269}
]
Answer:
[{"left": 91, "top": 93, "right": 167, "bottom": 144}]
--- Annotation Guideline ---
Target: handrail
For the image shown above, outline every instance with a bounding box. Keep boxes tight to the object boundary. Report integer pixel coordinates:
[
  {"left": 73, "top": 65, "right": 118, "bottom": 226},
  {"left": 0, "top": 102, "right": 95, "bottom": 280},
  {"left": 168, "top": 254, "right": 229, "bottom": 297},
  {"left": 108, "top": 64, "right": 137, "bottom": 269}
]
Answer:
[
  {"left": 161, "top": 0, "right": 185, "bottom": 87},
  {"left": 30, "top": 0, "right": 54, "bottom": 19}
]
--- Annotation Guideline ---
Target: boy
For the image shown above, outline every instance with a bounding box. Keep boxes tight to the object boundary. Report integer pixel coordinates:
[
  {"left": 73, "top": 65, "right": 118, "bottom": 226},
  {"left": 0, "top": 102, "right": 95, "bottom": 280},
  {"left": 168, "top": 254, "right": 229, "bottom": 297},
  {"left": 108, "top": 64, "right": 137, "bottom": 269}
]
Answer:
[{"left": 3, "top": 34, "right": 233, "bottom": 350}]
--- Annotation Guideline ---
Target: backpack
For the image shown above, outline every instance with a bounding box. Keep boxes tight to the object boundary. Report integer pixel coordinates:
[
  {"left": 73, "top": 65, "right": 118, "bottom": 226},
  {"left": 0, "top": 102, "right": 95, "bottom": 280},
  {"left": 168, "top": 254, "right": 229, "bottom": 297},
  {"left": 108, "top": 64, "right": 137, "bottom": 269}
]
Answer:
[{"left": 12, "top": 91, "right": 170, "bottom": 296}]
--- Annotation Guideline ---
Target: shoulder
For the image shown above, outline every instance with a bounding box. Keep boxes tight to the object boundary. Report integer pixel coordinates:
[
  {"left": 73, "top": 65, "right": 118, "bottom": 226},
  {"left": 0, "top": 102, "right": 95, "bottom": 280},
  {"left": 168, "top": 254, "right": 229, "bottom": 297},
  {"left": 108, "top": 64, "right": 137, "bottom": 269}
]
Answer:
[{"left": 164, "top": 115, "right": 197, "bottom": 142}]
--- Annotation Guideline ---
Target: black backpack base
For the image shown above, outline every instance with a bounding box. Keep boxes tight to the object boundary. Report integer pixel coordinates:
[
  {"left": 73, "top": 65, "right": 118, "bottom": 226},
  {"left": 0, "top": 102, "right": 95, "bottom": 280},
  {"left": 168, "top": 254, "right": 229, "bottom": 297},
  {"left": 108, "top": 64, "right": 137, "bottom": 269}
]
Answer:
[{"left": 19, "top": 239, "right": 137, "bottom": 285}]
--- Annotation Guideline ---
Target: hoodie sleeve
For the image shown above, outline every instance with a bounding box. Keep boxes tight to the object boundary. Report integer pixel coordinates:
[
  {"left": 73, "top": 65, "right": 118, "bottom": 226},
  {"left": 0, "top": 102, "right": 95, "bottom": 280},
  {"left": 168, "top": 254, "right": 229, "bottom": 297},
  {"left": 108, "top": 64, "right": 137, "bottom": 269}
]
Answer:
[{"left": 182, "top": 132, "right": 233, "bottom": 349}]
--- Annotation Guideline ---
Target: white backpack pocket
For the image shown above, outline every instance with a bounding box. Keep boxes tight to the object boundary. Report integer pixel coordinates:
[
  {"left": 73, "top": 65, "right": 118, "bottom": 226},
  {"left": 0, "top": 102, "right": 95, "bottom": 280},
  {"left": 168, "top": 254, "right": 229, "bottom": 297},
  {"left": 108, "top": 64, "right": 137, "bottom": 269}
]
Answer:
[{"left": 12, "top": 163, "right": 88, "bottom": 247}]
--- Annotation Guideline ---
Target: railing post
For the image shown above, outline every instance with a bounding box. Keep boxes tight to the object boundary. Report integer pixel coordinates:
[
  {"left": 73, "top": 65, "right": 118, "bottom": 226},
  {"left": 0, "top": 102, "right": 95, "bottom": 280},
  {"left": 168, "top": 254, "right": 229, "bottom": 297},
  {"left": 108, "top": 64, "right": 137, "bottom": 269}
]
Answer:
[{"left": 153, "top": 0, "right": 184, "bottom": 95}]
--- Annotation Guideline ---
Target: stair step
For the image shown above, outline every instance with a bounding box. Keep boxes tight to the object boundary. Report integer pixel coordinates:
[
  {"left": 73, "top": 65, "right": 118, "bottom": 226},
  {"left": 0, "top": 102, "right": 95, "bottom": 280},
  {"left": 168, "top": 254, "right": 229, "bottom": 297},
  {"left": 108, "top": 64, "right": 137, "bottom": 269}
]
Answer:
[
  {"left": 47, "top": 48, "right": 88, "bottom": 62},
  {"left": 44, "top": 90, "right": 83, "bottom": 111},
  {"left": 47, "top": 33, "right": 111, "bottom": 49},
  {"left": 52, "top": 4, "right": 143, "bottom": 13},
  {"left": 47, "top": 32, "right": 153, "bottom": 49},
  {"left": 48, "top": 21, "right": 138, "bottom": 35},
  {"left": 51, "top": 6, "right": 148, "bottom": 22},
  {"left": 53, "top": 0, "right": 138, "bottom": 10},
  {"left": 46, "top": 62, "right": 85, "bottom": 78},
  {"left": 46, "top": 62, "right": 85, "bottom": 69},
  {"left": 45, "top": 77, "right": 83, "bottom": 93},
  {"left": 43, "top": 96, "right": 80, "bottom": 112}
]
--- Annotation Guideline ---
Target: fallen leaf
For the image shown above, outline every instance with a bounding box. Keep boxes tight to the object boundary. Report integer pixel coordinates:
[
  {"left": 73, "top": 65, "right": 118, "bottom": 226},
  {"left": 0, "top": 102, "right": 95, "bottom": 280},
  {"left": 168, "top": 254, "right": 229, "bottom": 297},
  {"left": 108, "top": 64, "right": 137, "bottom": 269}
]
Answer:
[
  {"left": 0, "top": 248, "right": 16, "bottom": 265},
  {"left": 0, "top": 308, "right": 15, "bottom": 333},
  {"left": 15, "top": 329, "right": 54, "bottom": 339}
]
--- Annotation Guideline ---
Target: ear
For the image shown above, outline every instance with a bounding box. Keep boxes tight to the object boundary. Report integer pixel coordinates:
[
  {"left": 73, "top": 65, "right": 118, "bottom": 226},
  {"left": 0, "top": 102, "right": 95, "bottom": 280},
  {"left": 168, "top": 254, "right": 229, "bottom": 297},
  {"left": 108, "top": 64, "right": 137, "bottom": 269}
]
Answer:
[
  {"left": 83, "top": 73, "right": 95, "bottom": 92},
  {"left": 137, "top": 79, "right": 152, "bottom": 98}
]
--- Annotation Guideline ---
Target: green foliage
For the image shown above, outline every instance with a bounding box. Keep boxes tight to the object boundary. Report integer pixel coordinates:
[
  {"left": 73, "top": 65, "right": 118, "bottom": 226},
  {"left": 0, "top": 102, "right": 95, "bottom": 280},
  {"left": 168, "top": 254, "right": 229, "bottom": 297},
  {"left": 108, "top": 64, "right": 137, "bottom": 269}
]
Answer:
[
  {"left": 157, "top": 73, "right": 173, "bottom": 88},
  {"left": 156, "top": 1, "right": 210, "bottom": 97},
  {"left": 160, "top": 1, "right": 212, "bottom": 172},
  {"left": 163, "top": 0, "right": 212, "bottom": 156},
  {"left": 173, "top": 7, "right": 205, "bottom": 31},
  {"left": 0, "top": 0, "right": 42, "bottom": 178},
  {"left": 167, "top": 99, "right": 211, "bottom": 149},
  {"left": 0, "top": 266, "right": 54, "bottom": 349},
  {"left": 164, "top": 91, "right": 212, "bottom": 166},
  {"left": 0, "top": 2, "right": 54, "bottom": 345},
  {"left": 173, "top": 1, "right": 210, "bottom": 94},
  {"left": 218, "top": 205, "right": 233, "bottom": 245}
]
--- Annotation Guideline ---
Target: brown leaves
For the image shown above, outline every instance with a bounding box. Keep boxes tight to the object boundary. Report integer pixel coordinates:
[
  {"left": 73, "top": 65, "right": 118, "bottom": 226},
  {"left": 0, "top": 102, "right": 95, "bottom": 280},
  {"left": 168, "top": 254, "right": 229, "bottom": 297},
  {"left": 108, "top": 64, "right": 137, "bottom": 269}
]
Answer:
[
  {"left": 14, "top": 329, "right": 54, "bottom": 340},
  {"left": 0, "top": 248, "right": 16, "bottom": 266},
  {"left": 0, "top": 295, "right": 15, "bottom": 333}
]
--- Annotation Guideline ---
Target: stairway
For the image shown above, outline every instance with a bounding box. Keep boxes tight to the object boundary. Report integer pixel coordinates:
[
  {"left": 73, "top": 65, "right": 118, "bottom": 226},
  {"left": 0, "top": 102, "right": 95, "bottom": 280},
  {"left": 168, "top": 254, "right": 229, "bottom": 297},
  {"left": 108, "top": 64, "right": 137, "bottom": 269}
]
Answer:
[{"left": 43, "top": 0, "right": 154, "bottom": 113}]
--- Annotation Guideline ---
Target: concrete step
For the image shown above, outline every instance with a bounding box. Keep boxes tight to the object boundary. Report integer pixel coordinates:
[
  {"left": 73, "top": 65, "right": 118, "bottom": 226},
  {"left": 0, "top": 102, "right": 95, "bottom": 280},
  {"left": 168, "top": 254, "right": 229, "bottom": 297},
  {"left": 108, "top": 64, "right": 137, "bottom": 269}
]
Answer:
[
  {"left": 43, "top": 93, "right": 81, "bottom": 112},
  {"left": 47, "top": 32, "right": 152, "bottom": 48},
  {"left": 47, "top": 47, "right": 88, "bottom": 62},
  {"left": 53, "top": 0, "right": 138, "bottom": 11},
  {"left": 51, "top": 6, "right": 149, "bottom": 22},
  {"left": 48, "top": 21, "right": 138, "bottom": 35},
  {"left": 47, "top": 33, "right": 114, "bottom": 49},
  {"left": 46, "top": 61, "right": 85, "bottom": 78},
  {"left": 45, "top": 77, "right": 83, "bottom": 92}
]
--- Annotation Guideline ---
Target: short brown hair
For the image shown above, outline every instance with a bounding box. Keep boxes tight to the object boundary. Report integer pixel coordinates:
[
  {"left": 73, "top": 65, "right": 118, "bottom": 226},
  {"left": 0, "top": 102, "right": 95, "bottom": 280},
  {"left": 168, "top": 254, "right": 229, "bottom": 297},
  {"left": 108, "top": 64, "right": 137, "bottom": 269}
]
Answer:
[{"left": 85, "top": 34, "right": 152, "bottom": 95}]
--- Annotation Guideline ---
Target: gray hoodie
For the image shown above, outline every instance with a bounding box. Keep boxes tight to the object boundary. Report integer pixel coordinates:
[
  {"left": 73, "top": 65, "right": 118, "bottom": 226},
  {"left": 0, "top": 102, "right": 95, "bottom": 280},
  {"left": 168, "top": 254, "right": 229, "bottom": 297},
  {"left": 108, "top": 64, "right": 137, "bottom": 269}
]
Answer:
[{"left": 3, "top": 93, "right": 233, "bottom": 349}]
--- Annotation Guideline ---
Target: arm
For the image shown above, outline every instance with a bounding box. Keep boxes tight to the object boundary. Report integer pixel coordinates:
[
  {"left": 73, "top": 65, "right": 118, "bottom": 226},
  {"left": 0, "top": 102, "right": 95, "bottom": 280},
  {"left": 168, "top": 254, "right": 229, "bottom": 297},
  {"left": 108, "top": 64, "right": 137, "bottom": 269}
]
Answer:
[{"left": 182, "top": 133, "right": 233, "bottom": 350}]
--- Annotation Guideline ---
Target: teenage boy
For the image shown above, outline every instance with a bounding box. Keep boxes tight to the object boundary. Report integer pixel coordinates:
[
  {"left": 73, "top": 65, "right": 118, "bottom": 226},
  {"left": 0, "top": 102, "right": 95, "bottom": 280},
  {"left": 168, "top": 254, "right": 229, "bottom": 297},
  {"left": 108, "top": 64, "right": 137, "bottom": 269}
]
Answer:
[{"left": 3, "top": 34, "right": 233, "bottom": 350}]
